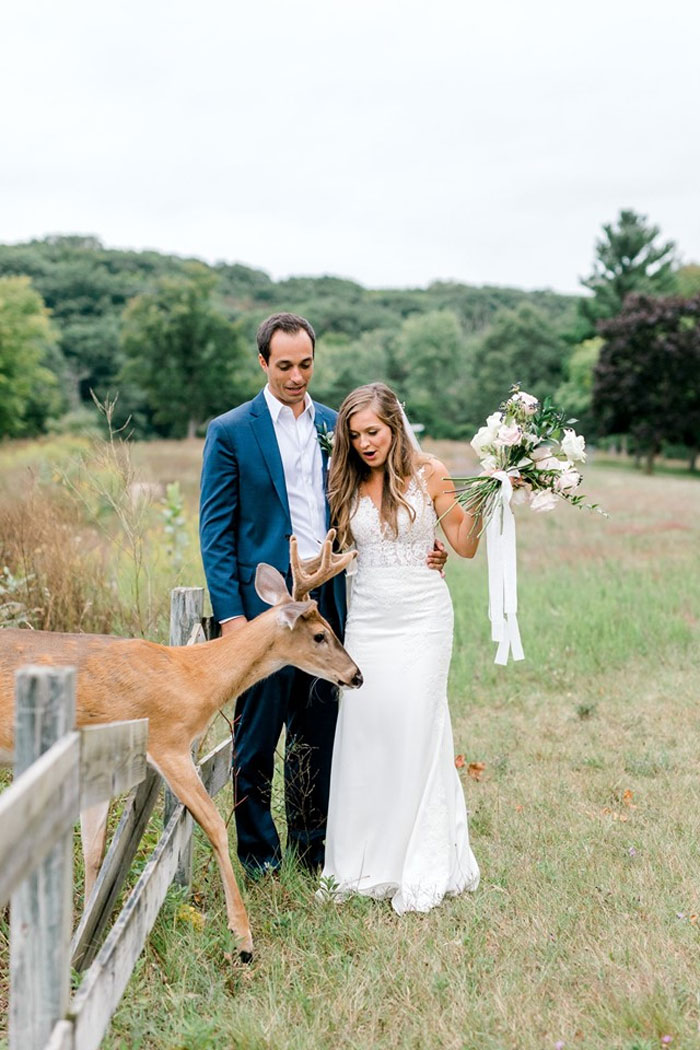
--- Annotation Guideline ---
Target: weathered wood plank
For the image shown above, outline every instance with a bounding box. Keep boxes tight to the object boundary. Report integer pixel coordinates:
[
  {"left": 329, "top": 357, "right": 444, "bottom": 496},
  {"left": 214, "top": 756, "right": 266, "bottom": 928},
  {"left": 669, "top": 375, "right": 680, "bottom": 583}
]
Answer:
[
  {"left": 10, "top": 666, "right": 76, "bottom": 1050},
  {"left": 164, "top": 586, "right": 204, "bottom": 889},
  {"left": 0, "top": 733, "right": 80, "bottom": 908},
  {"left": 70, "top": 805, "right": 194, "bottom": 1050},
  {"left": 71, "top": 766, "right": 161, "bottom": 973},
  {"left": 79, "top": 719, "right": 148, "bottom": 810},
  {"left": 45, "top": 1019, "right": 74, "bottom": 1050},
  {"left": 199, "top": 734, "right": 233, "bottom": 798}
]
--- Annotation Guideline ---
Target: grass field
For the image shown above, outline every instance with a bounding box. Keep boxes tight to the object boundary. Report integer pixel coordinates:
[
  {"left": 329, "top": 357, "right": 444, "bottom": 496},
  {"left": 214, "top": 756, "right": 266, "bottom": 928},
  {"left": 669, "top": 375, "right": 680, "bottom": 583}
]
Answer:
[{"left": 1, "top": 439, "right": 699, "bottom": 1050}]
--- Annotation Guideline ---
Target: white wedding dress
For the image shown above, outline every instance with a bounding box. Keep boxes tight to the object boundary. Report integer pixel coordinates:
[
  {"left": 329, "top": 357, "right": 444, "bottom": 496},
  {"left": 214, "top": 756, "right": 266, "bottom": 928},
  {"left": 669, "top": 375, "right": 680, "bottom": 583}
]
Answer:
[{"left": 320, "top": 468, "right": 480, "bottom": 914}]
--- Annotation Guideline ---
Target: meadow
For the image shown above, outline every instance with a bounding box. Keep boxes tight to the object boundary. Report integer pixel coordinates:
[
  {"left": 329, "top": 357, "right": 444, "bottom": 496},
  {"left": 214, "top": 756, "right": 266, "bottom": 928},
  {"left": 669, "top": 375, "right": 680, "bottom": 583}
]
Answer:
[{"left": 0, "top": 435, "right": 699, "bottom": 1050}]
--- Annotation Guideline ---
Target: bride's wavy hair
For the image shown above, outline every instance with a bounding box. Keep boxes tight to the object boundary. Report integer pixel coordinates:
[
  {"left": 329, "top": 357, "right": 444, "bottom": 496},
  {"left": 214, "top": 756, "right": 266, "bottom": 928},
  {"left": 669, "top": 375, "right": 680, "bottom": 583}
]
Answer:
[{"left": 329, "top": 383, "right": 428, "bottom": 549}]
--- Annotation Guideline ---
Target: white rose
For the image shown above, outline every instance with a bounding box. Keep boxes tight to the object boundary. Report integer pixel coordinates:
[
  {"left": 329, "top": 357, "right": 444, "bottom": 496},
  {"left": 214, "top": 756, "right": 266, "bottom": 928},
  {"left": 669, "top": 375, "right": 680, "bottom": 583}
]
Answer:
[
  {"left": 471, "top": 426, "right": 495, "bottom": 457},
  {"left": 561, "top": 428, "right": 586, "bottom": 463},
  {"left": 531, "top": 444, "right": 554, "bottom": 461},
  {"left": 530, "top": 489, "right": 559, "bottom": 513},
  {"left": 479, "top": 454, "right": 499, "bottom": 473},
  {"left": 486, "top": 411, "right": 503, "bottom": 434}
]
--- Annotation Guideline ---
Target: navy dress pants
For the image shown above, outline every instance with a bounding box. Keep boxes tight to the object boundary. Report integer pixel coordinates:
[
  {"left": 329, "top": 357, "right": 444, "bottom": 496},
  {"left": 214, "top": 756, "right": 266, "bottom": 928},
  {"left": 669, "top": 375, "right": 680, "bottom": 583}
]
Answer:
[{"left": 233, "top": 582, "right": 343, "bottom": 875}]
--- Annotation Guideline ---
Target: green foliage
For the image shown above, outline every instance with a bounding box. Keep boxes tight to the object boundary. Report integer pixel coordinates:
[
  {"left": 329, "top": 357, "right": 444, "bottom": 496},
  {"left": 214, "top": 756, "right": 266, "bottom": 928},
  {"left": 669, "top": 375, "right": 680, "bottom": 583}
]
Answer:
[
  {"left": 468, "top": 303, "right": 570, "bottom": 428},
  {"left": 555, "top": 337, "right": 602, "bottom": 437},
  {"left": 673, "top": 263, "right": 700, "bottom": 297},
  {"left": 160, "top": 482, "right": 188, "bottom": 569},
  {"left": 0, "top": 275, "right": 62, "bottom": 436},
  {"left": 389, "top": 309, "right": 473, "bottom": 437},
  {"left": 311, "top": 330, "right": 392, "bottom": 410},
  {"left": 580, "top": 209, "right": 677, "bottom": 332},
  {"left": 120, "top": 266, "right": 249, "bottom": 437},
  {"left": 594, "top": 294, "right": 700, "bottom": 471}
]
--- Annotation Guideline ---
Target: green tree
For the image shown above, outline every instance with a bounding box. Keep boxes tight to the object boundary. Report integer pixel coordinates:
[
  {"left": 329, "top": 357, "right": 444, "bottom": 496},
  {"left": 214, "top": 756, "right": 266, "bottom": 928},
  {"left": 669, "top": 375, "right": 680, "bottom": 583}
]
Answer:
[
  {"left": 0, "top": 276, "right": 62, "bottom": 437},
  {"left": 555, "top": 337, "right": 602, "bottom": 437},
  {"left": 312, "top": 330, "right": 392, "bottom": 410},
  {"left": 389, "top": 310, "right": 472, "bottom": 438},
  {"left": 469, "top": 304, "right": 570, "bottom": 428},
  {"left": 593, "top": 294, "right": 700, "bottom": 473},
  {"left": 673, "top": 264, "right": 700, "bottom": 297},
  {"left": 120, "top": 266, "right": 248, "bottom": 437},
  {"left": 580, "top": 209, "right": 676, "bottom": 332}
]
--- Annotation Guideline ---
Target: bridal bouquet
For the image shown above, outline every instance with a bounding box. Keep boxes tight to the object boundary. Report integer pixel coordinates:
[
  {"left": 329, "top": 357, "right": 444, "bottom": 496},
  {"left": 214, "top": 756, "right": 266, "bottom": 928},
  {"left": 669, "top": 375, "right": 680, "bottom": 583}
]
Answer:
[
  {"left": 451, "top": 387, "right": 602, "bottom": 526},
  {"left": 450, "top": 387, "right": 604, "bottom": 667}
]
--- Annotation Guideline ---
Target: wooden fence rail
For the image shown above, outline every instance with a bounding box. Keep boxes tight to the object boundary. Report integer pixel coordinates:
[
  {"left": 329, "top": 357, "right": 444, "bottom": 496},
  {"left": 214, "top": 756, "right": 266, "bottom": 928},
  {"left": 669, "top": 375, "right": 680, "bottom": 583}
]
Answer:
[{"left": 0, "top": 588, "right": 228, "bottom": 1050}]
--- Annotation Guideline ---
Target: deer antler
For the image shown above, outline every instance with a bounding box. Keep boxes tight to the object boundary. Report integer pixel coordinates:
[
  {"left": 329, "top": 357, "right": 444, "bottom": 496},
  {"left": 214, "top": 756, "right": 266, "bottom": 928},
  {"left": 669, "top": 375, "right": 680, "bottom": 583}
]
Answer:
[{"left": 290, "top": 528, "right": 357, "bottom": 600}]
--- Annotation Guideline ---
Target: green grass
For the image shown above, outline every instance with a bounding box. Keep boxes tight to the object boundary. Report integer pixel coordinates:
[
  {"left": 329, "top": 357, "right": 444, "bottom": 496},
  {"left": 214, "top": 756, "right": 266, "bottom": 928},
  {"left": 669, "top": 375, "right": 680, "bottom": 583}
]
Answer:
[{"left": 1, "top": 445, "right": 699, "bottom": 1049}]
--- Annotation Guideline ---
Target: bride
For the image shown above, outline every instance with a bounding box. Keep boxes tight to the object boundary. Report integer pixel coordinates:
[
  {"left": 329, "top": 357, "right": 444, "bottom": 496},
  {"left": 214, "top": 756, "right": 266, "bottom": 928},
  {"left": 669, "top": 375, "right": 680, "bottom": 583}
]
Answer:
[{"left": 320, "top": 382, "right": 481, "bottom": 914}]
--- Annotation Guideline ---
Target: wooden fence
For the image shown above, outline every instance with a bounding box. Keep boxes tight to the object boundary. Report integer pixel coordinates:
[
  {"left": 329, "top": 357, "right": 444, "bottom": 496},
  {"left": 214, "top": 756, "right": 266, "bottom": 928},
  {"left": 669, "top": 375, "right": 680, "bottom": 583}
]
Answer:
[{"left": 0, "top": 588, "right": 233, "bottom": 1050}]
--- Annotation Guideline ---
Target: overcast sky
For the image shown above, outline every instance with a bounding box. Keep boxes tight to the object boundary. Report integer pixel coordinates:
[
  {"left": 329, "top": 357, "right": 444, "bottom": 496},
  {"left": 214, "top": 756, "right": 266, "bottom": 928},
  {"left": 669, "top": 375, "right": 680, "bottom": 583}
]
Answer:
[{"left": 2, "top": 0, "right": 699, "bottom": 294}]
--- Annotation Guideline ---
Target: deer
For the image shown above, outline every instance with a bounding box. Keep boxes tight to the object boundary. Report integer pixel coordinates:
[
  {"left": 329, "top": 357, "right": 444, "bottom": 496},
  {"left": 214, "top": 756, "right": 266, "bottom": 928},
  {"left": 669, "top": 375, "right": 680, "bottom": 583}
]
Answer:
[{"left": 0, "top": 530, "right": 361, "bottom": 963}]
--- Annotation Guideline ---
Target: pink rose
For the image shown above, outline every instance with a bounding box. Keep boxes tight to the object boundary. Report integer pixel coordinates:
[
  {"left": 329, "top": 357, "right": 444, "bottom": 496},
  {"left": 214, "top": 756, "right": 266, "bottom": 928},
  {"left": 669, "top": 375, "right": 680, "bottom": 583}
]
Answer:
[
  {"left": 510, "top": 391, "right": 539, "bottom": 414},
  {"left": 496, "top": 423, "right": 522, "bottom": 447},
  {"left": 555, "top": 468, "right": 582, "bottom": 495},
  {"left": 530, "top": 489, "right": 559, "bottom": 513}
]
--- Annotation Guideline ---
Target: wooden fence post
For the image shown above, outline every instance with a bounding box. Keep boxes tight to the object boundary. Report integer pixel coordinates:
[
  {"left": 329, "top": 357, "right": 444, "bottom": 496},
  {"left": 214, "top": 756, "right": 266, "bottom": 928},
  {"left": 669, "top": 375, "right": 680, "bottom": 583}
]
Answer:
[
  {"left": 164, "top": 586, "right": 204, "bottom": 888},
  {"left": 10, "top": 665, "right": 76, "bottom": 1050}
]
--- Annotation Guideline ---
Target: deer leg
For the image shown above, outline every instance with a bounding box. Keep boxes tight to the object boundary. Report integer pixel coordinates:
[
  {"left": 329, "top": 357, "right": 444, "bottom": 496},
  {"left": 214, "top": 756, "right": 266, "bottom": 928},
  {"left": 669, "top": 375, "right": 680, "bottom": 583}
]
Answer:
[
  {"left": 80, "top": 800, "right": 110, "bottom": 904},
  {"left": 154, "top": 749, "right": 254, "bottom": 962}
]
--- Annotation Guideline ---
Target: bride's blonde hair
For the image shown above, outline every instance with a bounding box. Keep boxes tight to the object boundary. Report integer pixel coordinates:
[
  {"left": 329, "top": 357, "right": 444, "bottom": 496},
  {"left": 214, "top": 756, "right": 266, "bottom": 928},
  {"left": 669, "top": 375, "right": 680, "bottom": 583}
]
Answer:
[{"left": 329, "top": 383, "right": 429, "bottom": 549}]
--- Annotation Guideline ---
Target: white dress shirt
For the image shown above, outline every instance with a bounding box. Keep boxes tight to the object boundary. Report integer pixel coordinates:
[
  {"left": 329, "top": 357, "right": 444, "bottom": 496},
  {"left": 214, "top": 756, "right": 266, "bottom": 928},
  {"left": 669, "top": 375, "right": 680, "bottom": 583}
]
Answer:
[{"left": 263, "top": 385, "right": 327, "bottom": 560}]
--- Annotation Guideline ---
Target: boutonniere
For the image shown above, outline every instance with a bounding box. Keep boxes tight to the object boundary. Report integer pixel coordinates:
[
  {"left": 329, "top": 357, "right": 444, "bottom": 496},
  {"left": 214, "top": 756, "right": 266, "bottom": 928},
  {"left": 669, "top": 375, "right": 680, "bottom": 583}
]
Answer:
[{"left": 316, "top": 422, "right": 335, "bottom": 458}]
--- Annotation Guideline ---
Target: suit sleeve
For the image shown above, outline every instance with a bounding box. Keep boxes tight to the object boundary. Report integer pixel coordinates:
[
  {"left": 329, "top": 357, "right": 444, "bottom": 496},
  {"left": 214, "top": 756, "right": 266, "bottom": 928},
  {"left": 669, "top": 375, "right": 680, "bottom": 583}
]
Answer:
[{"left": 199, "top": 419, "right": 245, "bottom": 623}]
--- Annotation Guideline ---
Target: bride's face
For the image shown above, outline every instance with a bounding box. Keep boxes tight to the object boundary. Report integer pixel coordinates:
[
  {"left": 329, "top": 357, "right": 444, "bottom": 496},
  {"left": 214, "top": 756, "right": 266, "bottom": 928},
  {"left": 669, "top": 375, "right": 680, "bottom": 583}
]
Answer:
[{"left": 348, "top": 407, "right": 393, "bottom": 470}]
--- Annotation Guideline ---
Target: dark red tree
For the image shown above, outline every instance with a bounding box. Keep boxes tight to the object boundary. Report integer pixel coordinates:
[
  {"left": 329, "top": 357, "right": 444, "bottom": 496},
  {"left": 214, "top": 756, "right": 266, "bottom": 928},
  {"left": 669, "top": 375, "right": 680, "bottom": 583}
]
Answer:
[{"left": 593, "top": 294, "right": 700, "bottom": 472}]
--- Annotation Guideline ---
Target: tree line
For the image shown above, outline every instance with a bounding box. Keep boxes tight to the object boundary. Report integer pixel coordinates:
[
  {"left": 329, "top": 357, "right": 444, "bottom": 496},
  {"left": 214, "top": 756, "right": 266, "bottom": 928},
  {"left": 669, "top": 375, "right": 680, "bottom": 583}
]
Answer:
[{"left": 1, "top": 214, "right": 699, "bottom": 470}]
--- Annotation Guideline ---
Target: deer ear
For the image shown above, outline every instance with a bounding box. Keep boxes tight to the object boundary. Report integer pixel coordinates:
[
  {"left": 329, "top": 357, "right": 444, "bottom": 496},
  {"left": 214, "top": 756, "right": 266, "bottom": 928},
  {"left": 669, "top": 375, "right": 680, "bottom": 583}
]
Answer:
[
  {"left": 275, "top": 601, "right": 312, "bottom": 631},
  {"left": 255, "top": 564, "right": 290, "bottom": 606}
]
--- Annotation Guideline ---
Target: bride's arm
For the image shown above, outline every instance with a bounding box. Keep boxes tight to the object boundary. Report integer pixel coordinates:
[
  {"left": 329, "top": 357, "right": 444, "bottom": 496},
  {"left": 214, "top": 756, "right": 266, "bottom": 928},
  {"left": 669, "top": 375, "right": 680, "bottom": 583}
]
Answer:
[{"left": 425, "top": 459, "right": 481, "bottom": 559}]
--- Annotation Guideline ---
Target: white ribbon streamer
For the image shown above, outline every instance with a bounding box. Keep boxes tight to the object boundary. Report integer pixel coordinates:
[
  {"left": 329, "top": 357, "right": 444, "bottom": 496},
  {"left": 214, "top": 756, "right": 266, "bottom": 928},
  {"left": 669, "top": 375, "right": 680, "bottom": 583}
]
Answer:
[{"left": 486, "top": 470, "right": 525, "bottom": 666}]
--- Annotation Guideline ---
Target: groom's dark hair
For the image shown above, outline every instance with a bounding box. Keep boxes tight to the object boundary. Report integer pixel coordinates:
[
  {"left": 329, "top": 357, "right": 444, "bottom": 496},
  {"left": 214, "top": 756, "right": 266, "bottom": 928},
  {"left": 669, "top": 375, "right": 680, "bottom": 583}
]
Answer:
[{"left": 257, "top": 312, "right": 316, "bottom": 363}]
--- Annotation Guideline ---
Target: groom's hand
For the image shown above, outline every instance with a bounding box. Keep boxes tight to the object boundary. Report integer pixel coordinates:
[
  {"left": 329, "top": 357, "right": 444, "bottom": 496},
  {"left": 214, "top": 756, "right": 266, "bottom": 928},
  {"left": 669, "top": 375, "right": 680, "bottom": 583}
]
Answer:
[
  {"left": 427, "top": 540, "right": 448, "bottom": 577},
  {"left": 220, "top": 616, "right": 248, "bottom": 636}
]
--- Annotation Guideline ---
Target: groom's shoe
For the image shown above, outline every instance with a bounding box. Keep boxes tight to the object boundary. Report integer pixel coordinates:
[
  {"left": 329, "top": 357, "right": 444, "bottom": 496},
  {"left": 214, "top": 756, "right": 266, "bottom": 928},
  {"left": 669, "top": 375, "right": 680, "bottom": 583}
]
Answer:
[{"left": 243, "top": 860, "right": 281, "bottom": 884}]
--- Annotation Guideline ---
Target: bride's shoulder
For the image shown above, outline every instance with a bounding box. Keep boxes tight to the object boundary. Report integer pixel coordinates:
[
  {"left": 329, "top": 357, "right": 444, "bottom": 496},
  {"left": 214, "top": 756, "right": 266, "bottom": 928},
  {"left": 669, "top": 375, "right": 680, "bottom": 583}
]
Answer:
[{"left": 414, "top": 455, "right": 450, "bottom": 499}]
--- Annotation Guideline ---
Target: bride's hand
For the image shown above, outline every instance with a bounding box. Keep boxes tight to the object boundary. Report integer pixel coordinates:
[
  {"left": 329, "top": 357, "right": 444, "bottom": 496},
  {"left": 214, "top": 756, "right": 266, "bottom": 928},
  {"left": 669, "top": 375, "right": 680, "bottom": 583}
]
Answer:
[{"left": 426, "top": 539, "right": 448, "bottom": 577}]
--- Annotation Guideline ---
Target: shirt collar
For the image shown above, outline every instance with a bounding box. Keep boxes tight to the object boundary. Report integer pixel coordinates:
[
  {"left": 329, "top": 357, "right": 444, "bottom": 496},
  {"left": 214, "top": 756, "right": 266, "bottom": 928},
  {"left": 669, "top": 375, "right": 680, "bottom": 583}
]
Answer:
[{"left": 264, "top": 384, "right": 315, "bottom": 423}]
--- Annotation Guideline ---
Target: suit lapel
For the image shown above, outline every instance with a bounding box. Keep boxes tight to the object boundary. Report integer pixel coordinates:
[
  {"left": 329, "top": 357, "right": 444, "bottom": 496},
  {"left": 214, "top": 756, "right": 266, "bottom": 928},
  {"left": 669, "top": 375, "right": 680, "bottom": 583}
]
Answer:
[{"left": 250, "top": 390, "right": 292, "bottom": 524}]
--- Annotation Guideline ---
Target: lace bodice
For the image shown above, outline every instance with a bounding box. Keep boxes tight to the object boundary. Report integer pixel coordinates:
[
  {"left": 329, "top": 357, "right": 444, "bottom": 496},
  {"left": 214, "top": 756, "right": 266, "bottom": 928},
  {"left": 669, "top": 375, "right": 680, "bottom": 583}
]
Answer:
[{"left": 349, "top": 468, "right": 437, "bottom": 570}]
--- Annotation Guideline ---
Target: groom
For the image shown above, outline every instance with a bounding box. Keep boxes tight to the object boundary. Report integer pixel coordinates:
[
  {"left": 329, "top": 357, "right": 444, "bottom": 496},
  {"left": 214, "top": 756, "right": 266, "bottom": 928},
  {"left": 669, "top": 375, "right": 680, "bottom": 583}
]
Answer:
[{"left": 199, "top": 311, "right": 446, "bottom": 876}]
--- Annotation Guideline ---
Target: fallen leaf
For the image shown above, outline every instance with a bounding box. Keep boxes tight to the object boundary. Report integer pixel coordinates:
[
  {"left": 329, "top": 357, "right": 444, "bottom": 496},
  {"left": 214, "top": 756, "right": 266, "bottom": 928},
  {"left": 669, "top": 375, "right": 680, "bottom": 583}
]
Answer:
[
  {"left": 690, "top": 914, "right": 698, "bottom": 925},
  {"left": 623, "top": 788, "right": 634, "bottom": 805},
  {"left": 467, "top": 762, "right": 486, "bottom": 781},
  {"left": 454, "top": 754, "right": 465, "bottom": 769}
]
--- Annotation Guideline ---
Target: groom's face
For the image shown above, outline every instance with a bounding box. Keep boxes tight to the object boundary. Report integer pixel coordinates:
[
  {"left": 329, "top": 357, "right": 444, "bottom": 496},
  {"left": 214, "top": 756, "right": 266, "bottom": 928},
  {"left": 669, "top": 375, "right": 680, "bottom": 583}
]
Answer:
[{"left": 260, "top": 329, "right": 315, "bottom": 413}]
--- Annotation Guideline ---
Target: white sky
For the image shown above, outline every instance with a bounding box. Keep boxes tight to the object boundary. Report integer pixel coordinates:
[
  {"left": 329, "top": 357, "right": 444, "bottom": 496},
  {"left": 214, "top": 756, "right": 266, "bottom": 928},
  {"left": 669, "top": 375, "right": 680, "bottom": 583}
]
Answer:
[{"left": 2, "top": 0, "right": 699, "bottom": 294}]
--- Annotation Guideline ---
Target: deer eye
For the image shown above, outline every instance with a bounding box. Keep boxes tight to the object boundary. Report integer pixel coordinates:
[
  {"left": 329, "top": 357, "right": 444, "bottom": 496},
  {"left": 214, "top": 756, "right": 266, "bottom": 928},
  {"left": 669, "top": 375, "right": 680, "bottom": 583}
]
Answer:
[{"left": 313, "top": 632, "right": 327, "bottom": 644}]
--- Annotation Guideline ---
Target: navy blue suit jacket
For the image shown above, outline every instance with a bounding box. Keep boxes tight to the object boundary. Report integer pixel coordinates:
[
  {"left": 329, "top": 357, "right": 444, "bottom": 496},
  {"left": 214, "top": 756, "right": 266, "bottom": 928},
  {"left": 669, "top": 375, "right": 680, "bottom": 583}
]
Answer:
[{"left": 199, "top": 389, "right": 345, "bottom": 625}]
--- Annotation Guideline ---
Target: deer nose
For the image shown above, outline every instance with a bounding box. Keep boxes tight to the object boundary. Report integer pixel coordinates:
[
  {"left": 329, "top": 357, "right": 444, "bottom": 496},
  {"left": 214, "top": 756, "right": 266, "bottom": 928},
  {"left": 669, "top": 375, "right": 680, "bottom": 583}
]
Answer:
[{"left": 350, "top": 670, "right": 363, "bottom": 688}]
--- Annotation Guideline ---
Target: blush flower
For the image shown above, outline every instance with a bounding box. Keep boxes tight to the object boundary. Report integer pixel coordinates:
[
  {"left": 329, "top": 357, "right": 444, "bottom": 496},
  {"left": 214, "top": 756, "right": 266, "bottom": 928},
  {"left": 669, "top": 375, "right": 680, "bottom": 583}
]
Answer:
[
  {"left": 555, "top": 468, "right": 582, "bottom": 495},
  {"left": 530, "top": 489, "right": 559, "bottom": 513},
  {"left": 495, "top": 423, "right": 523, "bottom": 447},
  {"left": 510, "top": 390, "right": 539, "bottom": 414}
]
